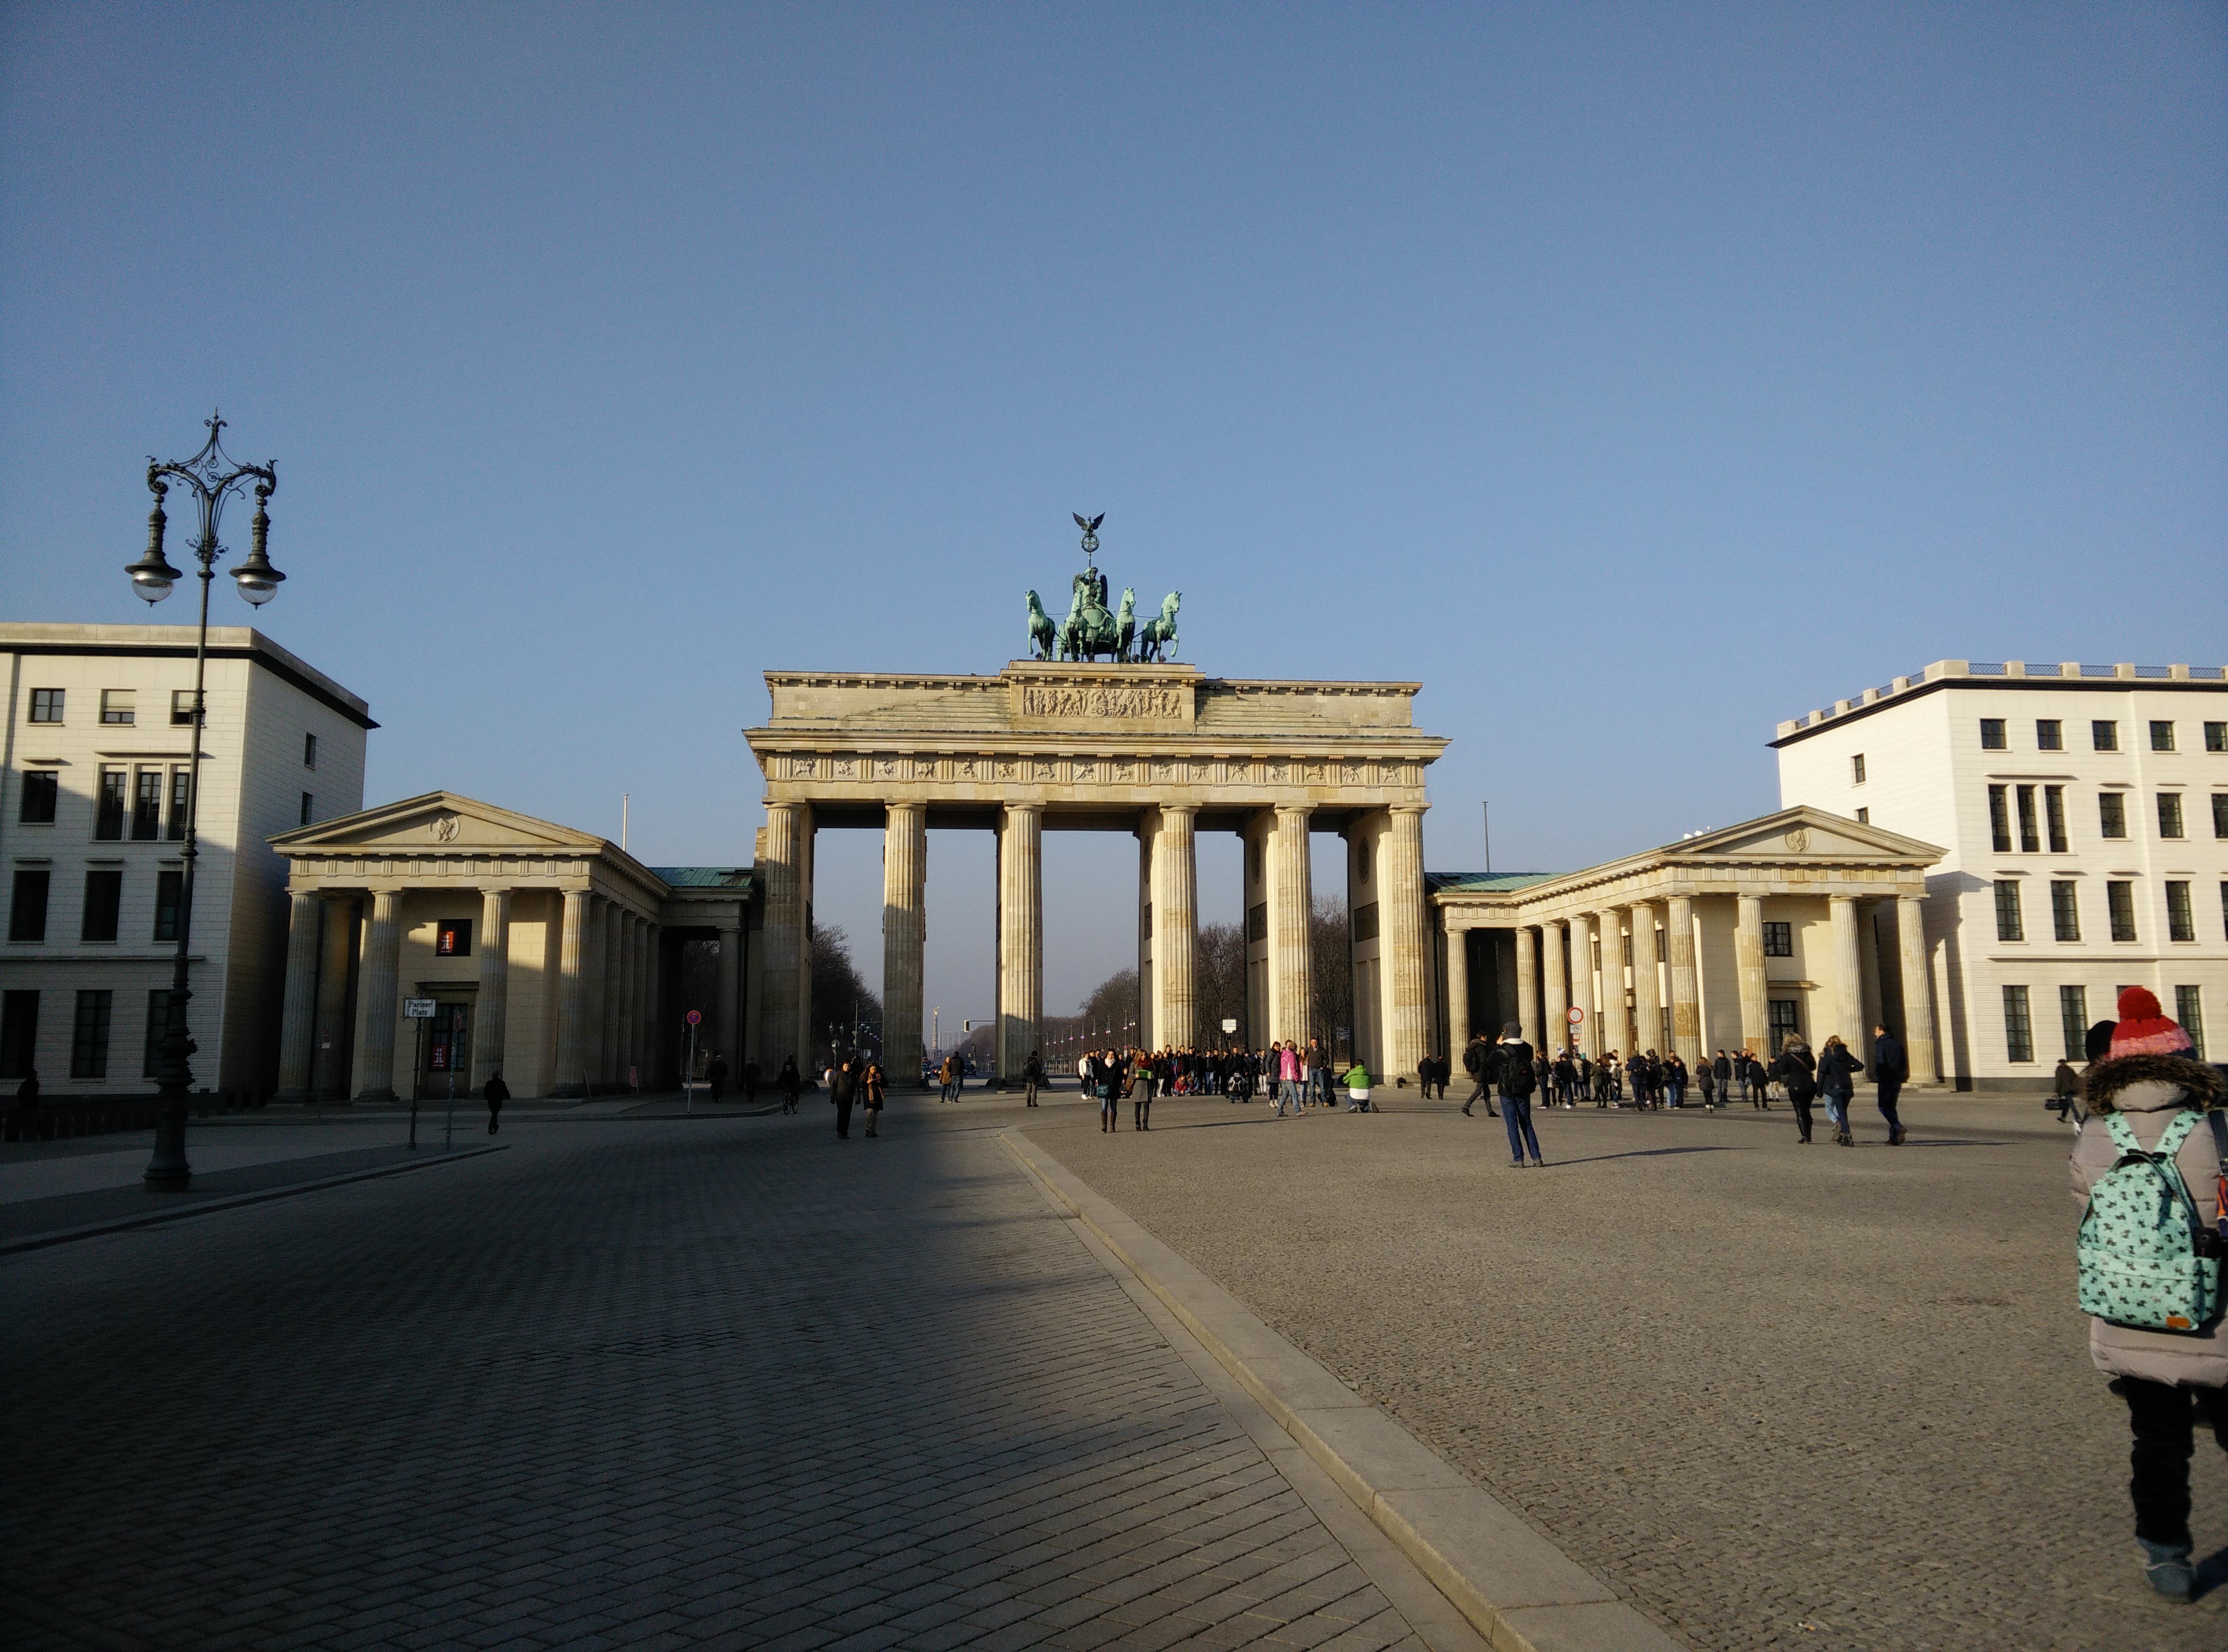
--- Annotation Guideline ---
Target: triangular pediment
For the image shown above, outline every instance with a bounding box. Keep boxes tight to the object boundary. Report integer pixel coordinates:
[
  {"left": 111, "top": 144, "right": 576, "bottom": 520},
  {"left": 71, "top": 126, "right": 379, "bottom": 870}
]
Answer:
[
  {"left": 269, "top": 791, "right": 606, "bottom": 855},
  {"left": 1667, "top": 806, "right": 1940, "bottom": 865}
]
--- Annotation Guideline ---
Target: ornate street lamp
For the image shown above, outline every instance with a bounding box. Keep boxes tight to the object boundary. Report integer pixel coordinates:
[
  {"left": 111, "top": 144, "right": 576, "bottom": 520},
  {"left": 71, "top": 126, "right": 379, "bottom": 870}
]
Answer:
[{"left": 128, "top": 411, "right": 283, "bottom": 1191}]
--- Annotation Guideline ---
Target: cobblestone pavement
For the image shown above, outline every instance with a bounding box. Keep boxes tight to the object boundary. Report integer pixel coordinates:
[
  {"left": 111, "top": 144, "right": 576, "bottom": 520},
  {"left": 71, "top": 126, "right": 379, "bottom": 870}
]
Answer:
[
  {"left": 1, "top": 1103, "right": 1439, "bottom": 1652},
  {"left": 1023, "top": 1088, "right": 2228, "bottom": 1652}
]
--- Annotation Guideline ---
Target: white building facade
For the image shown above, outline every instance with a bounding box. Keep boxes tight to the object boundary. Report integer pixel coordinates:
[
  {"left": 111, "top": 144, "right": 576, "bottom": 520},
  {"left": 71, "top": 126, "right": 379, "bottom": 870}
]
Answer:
[
  {"left": 0, "top": 624, "right": 373, "bottom": 1099},
  {"left": 1775, "top": 658, "right": 2227, "bottom": 1088}
]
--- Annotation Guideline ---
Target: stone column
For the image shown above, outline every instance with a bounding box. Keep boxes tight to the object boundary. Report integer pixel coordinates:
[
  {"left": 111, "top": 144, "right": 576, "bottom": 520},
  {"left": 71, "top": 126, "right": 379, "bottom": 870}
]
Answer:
[
  {"left": 1542, "top": 920, "right": 1569, "bottom": 1050},
  {"left": 551, "top": 886, "right": 593, "bottom": 1096},
  {"left": 1897, "top": 893, "right": 1939, "bottom": 1083},
  {"left": 1444, "top": 922, "right": 1470, "bottom": 1054},
  {"left": 274, "top": 890, "right": 323, "bottom": 1103},
  {"left": 1666, "top": 894, "right": 1701, "bottom": 1067},
  {"left": 1631, "top": 900, "right": 1661, "bottom": 1055},
  {"left": 759, "top": 802, "right": 806, "bottom": 1069},
  {"left": 1736, "top": 893, "right": 1769, "bottom": 1056},
  {"left": 1381, "top": 807, "right": 1427, "bottom": 1079},
  {"left": 1827, "top": 894, "right": 1863, "bottom": 1050},
  {"left": 997, "top": 803, "right": 1043, "bottom": 1081},
  {"left": 1151, "top": 804, "right": 1199, "bottom": 1051},
  {"left": 882, "top": 801, "right": 927, "bottom": 1082},
  {"left": 354, "top": 887, "right": 404, "bottom": 1102},
  {"left": 1568, "top": 912, "right": 1597, "bottom": 1058},
  {"left": 1515, "top": 925, "right": 1540, "bottom": 1048},
  {"left": 471, "top": 887, "right": 510, "bottom": 1091}
]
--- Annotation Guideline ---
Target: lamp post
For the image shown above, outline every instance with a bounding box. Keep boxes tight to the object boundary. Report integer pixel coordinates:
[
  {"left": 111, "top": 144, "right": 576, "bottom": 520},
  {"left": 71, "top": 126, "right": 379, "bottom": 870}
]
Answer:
[{"left": 126, "top": 411, "right": 283, "bottom": 1191}]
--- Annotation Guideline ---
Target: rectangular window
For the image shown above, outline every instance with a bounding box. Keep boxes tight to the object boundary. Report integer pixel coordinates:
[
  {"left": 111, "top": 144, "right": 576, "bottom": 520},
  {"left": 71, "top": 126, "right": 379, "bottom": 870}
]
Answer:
[
  {"left": 70, "top": 989, "right": 112, "bottom": 1079},
  {"left": 8, "top": 869, "right": 50, "bottom": 942},
  {"left": 19, "top": 769, "right": 58, "bottom": 824},
  {"left": 28, "top": 688, "right": 63, "bottom": 723},
  {"left": 2043, "top": 785, "right": 2068, "bottom": 853},
  {"left": 167, "top": 769, "right": 191, "bottom": 841},
  {"left": 1994, "top": 879, "right": 2025, "bottom": 942},
  {"left": 1980, "top": 718, "right": 2007, "bottom": 750},
  {"left": 0, "top": 991, "right": 37, "bottom": 1078},
  {"left": 2151, "top": 720, "right": 2176, "bottom": 752},
  {"left": 131, "top": 769, "right": 163, "bottom": 841},
  {"left": 2167, "top": 881, "right": 2195, "bottom": 943},
  {"left": 2036, "top": 719, "right": 2063, "bottom": 751},
  {"left": 1855, "top": 807, "right": 1869, "bottom": 824},
  {"left": 142, "top": 990, "right": 170, "bottom": 1078},
  {"left": 303, "top": 732, "right": 318, "bottom": 769},
  {"left": 94, "top": 768, "right": 125, "bottom": 840},
  {"left": 1762, "top": 921, "right": 1793, "bottom": 957},
  {"left": 2059, "top": 985, "right": 2088, "bottom": 1062},
  {"left": 1851, "top": 753, "right": 1866, "bottom": 784},
  {"left": 2108, "top": 881, "right": 2137, "bottom": 942},
  {"left": 2051, "top": 881, "right": 2080, "bottom": 942},
  {"left": 170, "top": 690, "right": 199, "bottom": 726},
  {"left": 2002, "top": 985, "right": 2034, "bottom": 1063},
  {"left": 2179, "top": 987, "right": 2208, "bottom": 1062},
  {"left": 2214, "top": 794, "right": 2228, "bottom": 840},
  {"left": 2207, "top": 721, "right": 2227, "bottom": 753},
  {"left": 1989, "top": 785, "right": 2012, "bottom": 852},
  {"left": 2017, "top": 785, "right": 2041, "bottom": 853},
  {"left": 2158, "top": 793, "right": 2185, "bottom": 839},
  {"left": 100, "top": 690, "right": 134, "bottom": 726},
  {"left": 2099, "top": 792, "right": 2127, "bottom": 840},
  {"left": 153, "top": 869, "right": 183, "bottom": 942},
  {"left": 80, "top": 870, "right": 121, "bottom": 943},
  {"left": 1768, "top": 999, "right": 1800, "bottom": 1049},
  {"left": 300, "top": 792, "right": 314, "bottom": 827},
  {"left": 2093, "top": 720, "right": 2119, "bottom": 752}
]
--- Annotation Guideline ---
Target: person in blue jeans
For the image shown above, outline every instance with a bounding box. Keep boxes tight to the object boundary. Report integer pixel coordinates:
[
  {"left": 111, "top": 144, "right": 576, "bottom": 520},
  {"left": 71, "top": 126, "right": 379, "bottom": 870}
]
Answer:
[{"left": 1493, "top": 1023, "right": 1544, "bottom": 1167}]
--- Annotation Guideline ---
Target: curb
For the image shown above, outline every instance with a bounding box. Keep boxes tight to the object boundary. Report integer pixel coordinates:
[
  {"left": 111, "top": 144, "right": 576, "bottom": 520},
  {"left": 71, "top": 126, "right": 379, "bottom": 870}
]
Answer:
[
  {"left": 1001, "top": 1131, "right": 1685, "bottom": 1652},
  {"left": 0, "top": 1143, "right": 508, "bottom": 1256}
]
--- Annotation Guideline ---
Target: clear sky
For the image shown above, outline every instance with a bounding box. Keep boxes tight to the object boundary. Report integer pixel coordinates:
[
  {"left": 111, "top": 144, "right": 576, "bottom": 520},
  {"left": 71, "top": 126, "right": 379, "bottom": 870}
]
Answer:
[{"left": 3, "top": 3, "right": 2222, "bottom": 1031}]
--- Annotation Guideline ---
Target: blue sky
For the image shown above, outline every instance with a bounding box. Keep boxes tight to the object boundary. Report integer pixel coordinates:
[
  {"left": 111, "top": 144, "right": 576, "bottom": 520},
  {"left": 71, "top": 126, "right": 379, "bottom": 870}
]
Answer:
[{"left": 3, "top": 3, "right": 2222, "bottom": 1026}]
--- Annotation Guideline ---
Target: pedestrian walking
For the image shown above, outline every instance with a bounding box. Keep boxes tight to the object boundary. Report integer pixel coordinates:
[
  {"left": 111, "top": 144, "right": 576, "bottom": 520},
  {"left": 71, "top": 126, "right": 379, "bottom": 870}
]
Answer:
[
  {"left": 1873, "top": 1022, "right": 1911, "bottom": 1144},
  {"left": 1023, "top": 1049, "right": 1045, "bottom": 1107},
  {"left": 483, "top": 1069, "right": 509, "bottom": 1135},
  {"left": 707, "top": 1054, "right": 729, "bottom": 1105},
  {"left": 2069, "top": 988, "right": 2227, "bottom": 1602},
  {"left": 778, "top": 1055, "right": 802, "bottom": 1114},
  {"left": 1771, "top": 1036, "right": 1819, "bottom": 1142},
  {"left": 1818, "top": 1035, "right": 1864, "bottom": 1145},
  {"left": 861, "top": 1058, "right": 885, "bottom": 1137},
  {"left": 830, "top": 1051, "right": 861, "bottom": 1139},
  {"left": 1495, "top": 1023, "right": 1544, "bottom": 1167}
]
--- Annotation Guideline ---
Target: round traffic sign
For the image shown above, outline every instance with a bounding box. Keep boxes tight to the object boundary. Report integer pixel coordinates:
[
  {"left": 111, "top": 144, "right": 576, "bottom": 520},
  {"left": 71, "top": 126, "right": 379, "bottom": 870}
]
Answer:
[
  {"left": 1566, "top": 1007, "right": 1585, "bottom": 1025},
  {"left": 685, "top": 1010, "right": 703, "bottom": 1026}
]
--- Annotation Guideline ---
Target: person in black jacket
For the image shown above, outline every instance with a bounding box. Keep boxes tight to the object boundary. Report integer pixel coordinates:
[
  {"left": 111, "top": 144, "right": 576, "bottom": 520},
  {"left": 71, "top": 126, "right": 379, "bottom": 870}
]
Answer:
[
  {"left": 483, "top": 1070, "right": 509, "bottom": 1135},
  {"left": 1771, "top": 1036, "right": 1819, "bottom": 1143}
]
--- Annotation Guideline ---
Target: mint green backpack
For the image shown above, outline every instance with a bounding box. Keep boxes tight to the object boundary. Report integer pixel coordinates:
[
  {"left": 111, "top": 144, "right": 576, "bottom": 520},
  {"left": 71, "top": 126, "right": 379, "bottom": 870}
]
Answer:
[{"left": 2076, "top": 1111, "right": 2220, "bottom": 1334}]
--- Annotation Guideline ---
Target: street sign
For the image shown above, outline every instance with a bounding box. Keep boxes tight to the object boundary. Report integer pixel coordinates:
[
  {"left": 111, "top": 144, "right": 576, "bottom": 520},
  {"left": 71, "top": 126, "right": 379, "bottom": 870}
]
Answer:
[
  {"left": 1566, "top": 1006, "right": 1585, "bottom": 1025},
  {"left": 685, "top": 1010, "right": 702, "bottom": 1026},
  {"left": 402, "top": 999, "right": 437, "bottom": 1019}
]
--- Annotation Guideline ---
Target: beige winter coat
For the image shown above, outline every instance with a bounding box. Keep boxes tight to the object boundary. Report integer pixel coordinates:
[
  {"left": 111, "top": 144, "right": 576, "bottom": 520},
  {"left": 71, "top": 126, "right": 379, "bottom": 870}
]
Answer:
[{"left": 2069, "top": 1055, "right": 2228, "bottom": 1387}]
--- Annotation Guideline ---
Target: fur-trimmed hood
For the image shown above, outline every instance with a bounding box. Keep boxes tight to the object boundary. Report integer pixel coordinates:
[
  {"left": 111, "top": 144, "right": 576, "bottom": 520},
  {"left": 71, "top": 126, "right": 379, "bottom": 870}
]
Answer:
[{"left": 2082, "top": 1053, "right": 2225, "bottom": 1113}]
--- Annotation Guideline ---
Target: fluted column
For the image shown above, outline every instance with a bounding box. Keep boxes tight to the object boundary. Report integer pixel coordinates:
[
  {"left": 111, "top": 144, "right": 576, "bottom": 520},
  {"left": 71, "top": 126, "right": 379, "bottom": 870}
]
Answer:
[
  {"left": 882, "top": 801, "right": 927, "bottom": 1081},
  {"left": 1897, "top": 893, "right": 1939, "bottom": 1083},
  {"left": 1736, "top": 893, "right": 1769, "bottom": 1056},
  {"left": 760, "top": 802, "right": 806, "bottom": 1068},
  {"left": 1515, "top": 924, "right": 1540, "bottom": 1048},
  {"left": 551, "top": 886, "right": 593, "bottom": 1097},
  {"left": 1267, "top": 805, "right": 1315, "bottom": 1044},
  {"left": 997, "top": 803, "right": 1043, "bottom": 1080},
  {"left": 274, "top": 890, "right": 323, "bottom": 1103},
  {"left": 471, "top": 887, "right": 510, "bottom": 1091},
  {"left": 1631, "top": 900, "right": 1661, "bottom": 1055},
  {"left": 1666, "top": 894, "right": 1701, "bottom": 1067},
  {"left": 354, "top": 887, "right": 405, "bottom": 1102},
  {"left": 1379, "top": 805, "right": 1427, "bottom": 1078},
  {"left": 1542, "top": 920, "right": 1569, "bottom": 1051},
  {"left": 1568, "top": 911, "right": 1597, "bottom": 1058},
  {"left": 1827, "top": 894, "right": 1863, "bottom": 1051},
  {"left": 1152, "top": 804, "right": 1198, "bottom": 1051},
  {"left": 1445, "top": 922, "right": 1471, "bottom": 1054}
]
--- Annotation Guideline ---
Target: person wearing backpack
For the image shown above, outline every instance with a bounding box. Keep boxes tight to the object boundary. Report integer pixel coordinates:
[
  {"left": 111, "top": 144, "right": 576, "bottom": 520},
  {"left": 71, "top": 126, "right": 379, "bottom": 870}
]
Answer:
[
  {"left": 1495, "top": 1023, "right": 1544, "bottom": 1168},
  {"left": 2071, "top": 988, "right": 2228, "bottom": 1602}
]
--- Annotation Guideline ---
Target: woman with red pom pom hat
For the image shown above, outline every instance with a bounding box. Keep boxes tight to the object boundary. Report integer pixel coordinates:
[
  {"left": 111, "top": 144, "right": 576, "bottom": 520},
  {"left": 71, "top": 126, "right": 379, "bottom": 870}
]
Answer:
[{"left": 2069, "top": 986, "right": 2227, "bottom": 1602}]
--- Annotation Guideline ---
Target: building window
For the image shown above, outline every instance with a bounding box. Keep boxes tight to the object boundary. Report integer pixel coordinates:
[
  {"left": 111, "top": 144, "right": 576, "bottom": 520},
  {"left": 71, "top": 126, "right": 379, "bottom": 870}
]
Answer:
[
  {"left": 1980, "top": 718, "right": 2007, "bottom": 750},
  {"left": 94, "top": 769, "right": 126, "bottom": 840},
  {"left": 167, "top": 769, "right": 191, "bottom": 841},
  {"left": 2156, "top": 793, "right": 2185, "bottom": 839},
  {"left": 29, "top": 688, "right": 64, "bottom": 723},
  {"left": 170, "top": 690, "right": 199, "bottom": 726},
  {"left": 142, "top": 990, "right": 171, "bottom": 1078},
  {"left": 1989, "top": 785, "right": 2012, "bottom": 852},
  {"left": 2051, "top": 881, "right": 2080, "bottom": 942},
  {"left": 300, "top": 792, "right": 314, "bottom": 827},
  {"left": 2107, "top": 881, "right": 2137, "bottom": 942},
  {"left": 303, "top": 732, "right": 318, "bottom": 769},
  {"left": 70, "top": 989, "right": 112, "bottom": 1079},
  {"left": 2059, "top": 984, "right": 2088, "bottom": 1062},
  {"left": 153, "top": 869, "right": 183, "bottom": 942},
  {"left": 2207, "top": 721, "right": 2227, "bottom": 753},
  {"left": 2016, "top": 785, "right": 2041, "bottom": 853},
  {"left": 1851, "top": 753, "right": 1866, "bottom": 784},
  {"left": 2098, "top": 792, "right": 2127, "bottom": 840},
  {"left": 0, "top": 991, "right": 37, "bottom": 1078},
  {"left": 2036, "top": 719, "right": 2063, "bottom": 751},
  {"left": 80, "top": 870, "right": 122, "bottom": 943},
  {"left": 2003, "top": 985, "right": 2034, "bottom": 1063},
  {"left": 1993, "top": 880, "right": 2025, "bottom": 942},
  {"left": 131, "top": 769, "right": 163, "bottom": 841},
  {"left": 19, "top": 770, "right": 58, "bottom": 824},
  {"left": 435, "top": 919, "right": 473, "bottom": 958},
  {"left": 2093, "top": 720, "right": 2119, "bottom": 752},
  {"left": 1762, "top": 921, "right": 1793, "bottom": 957},
  {"left": 1855, "top": 807, "right": 1869, "bottom": 824},
  {"left": 2151, "top": 720, "right": 2176, "bottom": 752},
  {"left": 2179, "top": 987, "right": 2208, "bottom": 1060},
  {"left": 8, "top": 869, "right": 50, "bottom": 942},
  {"left": 100, "top": 690, "right": 134, "bottom": 726},
  {"left": 2167, "top": 881, "right": 2195, "bottom": 943},
  {"left": 1768, "top": 999, "right": 1801, "bottom": 1049}
]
